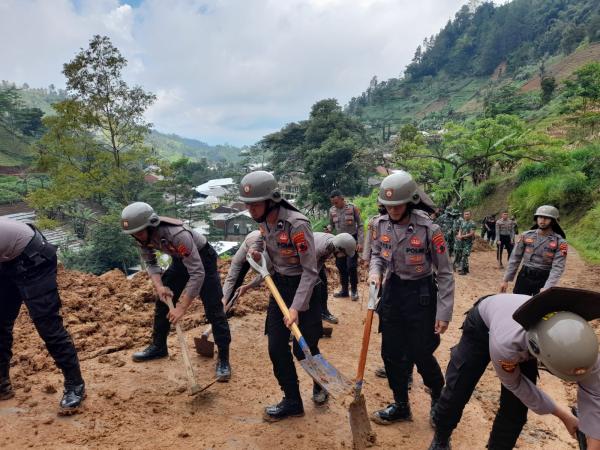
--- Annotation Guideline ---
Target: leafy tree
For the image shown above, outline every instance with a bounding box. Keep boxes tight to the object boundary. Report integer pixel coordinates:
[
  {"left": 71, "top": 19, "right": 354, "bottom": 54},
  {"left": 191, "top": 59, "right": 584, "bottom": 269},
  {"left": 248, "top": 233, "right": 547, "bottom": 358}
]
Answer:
[
  {"left": 29, "top": 35, "right": 156, "bottom": 214},
  {"left": 540, "top": 77, "right": 557, "bottom": 104},
  {"left": 562, "top": 62, "right": 600, "bottom": 136}
]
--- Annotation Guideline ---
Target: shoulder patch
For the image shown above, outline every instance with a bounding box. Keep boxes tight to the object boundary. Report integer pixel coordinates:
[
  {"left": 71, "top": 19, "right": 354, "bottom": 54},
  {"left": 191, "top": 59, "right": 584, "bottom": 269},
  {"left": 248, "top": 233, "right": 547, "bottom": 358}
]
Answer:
[
  {"left": 499, "top": 360, "right": 518, "bottom": 373},
  {"left": 432, "top": 231, "right": 447, "bottom": 254},
  {"left": 177, "top": 244, "right": 191, "bottom": 257},
  {"left": 291, "top": 231, "right": 309, "bottom": 254},
  {"left": 559, "top": 242, "right": 568, "bottom": 256}
]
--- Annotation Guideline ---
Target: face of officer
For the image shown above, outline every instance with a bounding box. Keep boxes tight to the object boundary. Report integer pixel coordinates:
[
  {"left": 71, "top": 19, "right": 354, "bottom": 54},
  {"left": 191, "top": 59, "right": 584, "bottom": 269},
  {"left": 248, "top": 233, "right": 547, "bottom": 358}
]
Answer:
[
  {"left": 331, "top": 195, "right": 345, "bottom": 209},
  {"left": 463, "top": 211, "right": 471, "bottom": 220},
  {"left": 133, "top": 229, "right": 149, "bottom": 242},
  {"left": 501, "top": 212, "right": 508, "bottom": 220},
  {"left": 537, "top": 216, "right": 552, "bottom": 229},
  {"left": 247, "top": 201, "right": 267, "bottom": 221},
  {"left": 385, "top": 203, "right": 407, "bottom": 221}
]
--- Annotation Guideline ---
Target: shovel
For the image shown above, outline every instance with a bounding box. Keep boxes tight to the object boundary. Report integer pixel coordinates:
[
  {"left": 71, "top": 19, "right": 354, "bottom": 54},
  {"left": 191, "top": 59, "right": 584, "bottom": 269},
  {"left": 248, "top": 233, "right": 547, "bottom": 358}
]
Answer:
[
  {"left": 195, "top": 290, "right": 241, "bottom": 357},
  {"left": 349, "top": 282, "right": 378, "bottom": 449},
  {"left": 163, "top": 295, "right": 201, "bottom": 395},
  {"left": 246, "top": 253, "right": 353, "bottom": 398}
]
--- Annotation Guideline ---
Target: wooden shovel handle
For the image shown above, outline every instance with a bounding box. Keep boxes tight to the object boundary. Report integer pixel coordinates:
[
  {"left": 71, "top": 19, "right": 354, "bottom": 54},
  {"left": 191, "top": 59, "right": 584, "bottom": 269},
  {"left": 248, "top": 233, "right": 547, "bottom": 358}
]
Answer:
[
  {"left": 355, "top": 309, "right": 375, "bottom": 383},
  {"left": 164, "top": 297, "right": 199, "bottom": 392}
]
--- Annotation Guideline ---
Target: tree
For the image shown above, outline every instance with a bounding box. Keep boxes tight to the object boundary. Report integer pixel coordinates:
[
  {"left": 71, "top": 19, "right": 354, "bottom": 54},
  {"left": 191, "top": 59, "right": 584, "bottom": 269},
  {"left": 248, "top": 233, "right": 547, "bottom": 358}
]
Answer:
[
  {"left": 562, "top": 62, "right": 600, "bottom": 136},
  {"left": 29, "top": 35, "right": 156, "bottom": 214},
  {"left": 540, "top": 76, "right": 557, "bottom": 104}
]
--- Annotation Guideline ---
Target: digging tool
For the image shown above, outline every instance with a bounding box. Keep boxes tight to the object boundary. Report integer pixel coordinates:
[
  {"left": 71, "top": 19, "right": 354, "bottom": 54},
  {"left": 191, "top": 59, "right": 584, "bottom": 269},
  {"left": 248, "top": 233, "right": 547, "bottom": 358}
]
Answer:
[
  {"left": 349, "top": 282, "right": 378, "bottom": 449},
  {"left": 571, "top": 406, "right": 588, "bottom": 450},
  {"left": 195, "top": 290, "right": 241, "bottom": 357},
  {"left": 163, "top": 295, "right": 201, "bottom": 395},
  {"left": 246, "top": 253, "right": 353, "bottom": 397}
]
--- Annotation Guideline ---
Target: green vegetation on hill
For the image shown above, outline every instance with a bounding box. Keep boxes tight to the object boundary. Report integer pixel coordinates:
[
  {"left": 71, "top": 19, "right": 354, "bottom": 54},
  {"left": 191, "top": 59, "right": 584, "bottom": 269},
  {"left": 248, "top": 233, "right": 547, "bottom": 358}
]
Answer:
[{"left": 146, "top": 130, "right": 242, "bottom": 164}]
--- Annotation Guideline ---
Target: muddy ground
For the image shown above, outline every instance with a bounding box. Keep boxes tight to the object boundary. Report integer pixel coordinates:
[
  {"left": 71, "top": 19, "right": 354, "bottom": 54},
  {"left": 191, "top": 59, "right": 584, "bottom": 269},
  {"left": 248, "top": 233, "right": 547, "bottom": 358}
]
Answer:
[{"left": 1, "top": 240, "right": 598, "bottom": 449}]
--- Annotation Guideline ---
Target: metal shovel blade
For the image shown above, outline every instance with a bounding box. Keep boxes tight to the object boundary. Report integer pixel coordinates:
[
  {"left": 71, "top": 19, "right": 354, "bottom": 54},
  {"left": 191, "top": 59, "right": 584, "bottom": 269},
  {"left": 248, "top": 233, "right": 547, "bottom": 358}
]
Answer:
[
  {"left": 299, "top": 353, "right": 353, "bottom": 398},
  {"left": 349, "top": 392, "right": 376, "bottom": 449},
  {"left": 194, "top": 335, "right": 215, "bottom": 358}
]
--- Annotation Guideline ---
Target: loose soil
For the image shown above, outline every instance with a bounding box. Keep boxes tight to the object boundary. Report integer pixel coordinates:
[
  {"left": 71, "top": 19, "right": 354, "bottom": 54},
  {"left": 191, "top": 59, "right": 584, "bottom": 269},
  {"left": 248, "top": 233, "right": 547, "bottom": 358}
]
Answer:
[{"left": 1, "top": 243, "right": 598, "bottom": 449}]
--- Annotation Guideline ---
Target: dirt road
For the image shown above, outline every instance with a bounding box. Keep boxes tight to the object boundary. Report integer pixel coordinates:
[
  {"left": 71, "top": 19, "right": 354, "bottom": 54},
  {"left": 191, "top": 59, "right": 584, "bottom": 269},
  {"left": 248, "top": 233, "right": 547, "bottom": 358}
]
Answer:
[{"left": 1, "top": 243, "right": 598, "bottom": 449}]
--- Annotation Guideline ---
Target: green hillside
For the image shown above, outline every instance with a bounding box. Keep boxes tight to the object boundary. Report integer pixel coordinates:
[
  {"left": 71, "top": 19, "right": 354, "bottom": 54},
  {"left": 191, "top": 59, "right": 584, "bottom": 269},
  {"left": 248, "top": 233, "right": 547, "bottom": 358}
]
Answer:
[{"left": 146, "top": 130, "right": 242, "bottom": 163}]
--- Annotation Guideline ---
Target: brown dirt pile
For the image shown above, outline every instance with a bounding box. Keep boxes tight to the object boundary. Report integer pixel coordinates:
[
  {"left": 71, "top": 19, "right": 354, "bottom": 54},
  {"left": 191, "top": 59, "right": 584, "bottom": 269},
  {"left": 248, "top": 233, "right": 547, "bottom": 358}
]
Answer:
[{"left": 9, "top": 259, "right": 269, "bottom": 388}]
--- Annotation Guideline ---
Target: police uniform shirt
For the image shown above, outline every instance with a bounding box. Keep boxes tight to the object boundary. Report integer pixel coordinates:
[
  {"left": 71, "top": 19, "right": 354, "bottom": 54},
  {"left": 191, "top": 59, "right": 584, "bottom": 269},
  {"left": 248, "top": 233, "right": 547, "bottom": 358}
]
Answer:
[
  {"left": 362, "top": 214, "right": 381, "bottom": 262},
  {"left": 252, "top": 206, "right": 318, "bottom": 312},
  {"left": 0, "top": 218, "right": 35, "bottom": 263},
  {"left": 368, "top": 210, "right": 455, "bottom": 322},
  {"left": 495, "top": 218, "right": 515, "bottom": 240},
  {"left": 503, "top": 229, "right": 567, "bottom": 289},
  {"left": 313, "top": 231, "right": 335, "bottom": 271},
  {"left": 221, "top": 230, "right": 264, "bottom": 302},
  {"left": 329, "top": 203, "right": 364, "bottom": 245},
  {"left": 479, "top": 293, "right": 600, "bottom": 440},
  {"left": 138, "top": 221, "right": 208, "bottom": 298}
]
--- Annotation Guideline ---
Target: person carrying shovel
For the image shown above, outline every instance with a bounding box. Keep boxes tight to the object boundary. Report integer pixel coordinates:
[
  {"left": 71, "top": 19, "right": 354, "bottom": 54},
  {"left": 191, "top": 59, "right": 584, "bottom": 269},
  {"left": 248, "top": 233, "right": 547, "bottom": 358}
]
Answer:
[
  {"left": 239, "top": 170, "right": 327, "bottom": 421},
  {"left": 120, "top": 202, "right": 232, "bottom": 382},
  {"left": 369, "top": 171, "right": 455, "bottom": 425}
]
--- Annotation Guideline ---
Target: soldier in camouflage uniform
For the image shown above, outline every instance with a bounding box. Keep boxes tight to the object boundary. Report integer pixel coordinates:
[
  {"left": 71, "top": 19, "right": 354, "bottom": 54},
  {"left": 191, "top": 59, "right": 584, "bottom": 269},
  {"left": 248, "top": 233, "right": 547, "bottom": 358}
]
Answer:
[
  {"left": 438, "top": 208, "right": 457, "bottom": 258},
  {"left": 453, "top": 210, "right": 476, "bottom": 275}
]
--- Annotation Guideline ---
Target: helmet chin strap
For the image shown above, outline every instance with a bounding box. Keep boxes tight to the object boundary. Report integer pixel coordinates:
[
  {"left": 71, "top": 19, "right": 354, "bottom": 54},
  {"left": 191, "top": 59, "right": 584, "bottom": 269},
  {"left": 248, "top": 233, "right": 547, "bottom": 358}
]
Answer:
[{"left": 255, "top": 200, "right": 279, "bottom": 223}]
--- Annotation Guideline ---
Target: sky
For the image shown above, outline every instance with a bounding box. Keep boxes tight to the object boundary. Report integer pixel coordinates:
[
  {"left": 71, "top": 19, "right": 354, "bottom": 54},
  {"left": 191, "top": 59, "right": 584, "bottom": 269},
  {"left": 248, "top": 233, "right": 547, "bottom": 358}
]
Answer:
[{"left": 0, "top": 0, "right": 508, "bottom": 146}]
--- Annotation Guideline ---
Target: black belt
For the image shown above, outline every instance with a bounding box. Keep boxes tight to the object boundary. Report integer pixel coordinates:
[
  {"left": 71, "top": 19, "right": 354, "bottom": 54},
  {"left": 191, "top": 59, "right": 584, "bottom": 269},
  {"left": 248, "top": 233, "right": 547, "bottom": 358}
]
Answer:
[{"left": 521, "top": 265, "right": 550, "bottom": 277}]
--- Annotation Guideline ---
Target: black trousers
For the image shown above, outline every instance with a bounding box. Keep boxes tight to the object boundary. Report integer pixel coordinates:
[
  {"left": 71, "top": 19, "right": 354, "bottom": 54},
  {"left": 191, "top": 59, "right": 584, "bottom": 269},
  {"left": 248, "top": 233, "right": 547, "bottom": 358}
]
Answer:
[
  {"left": 0, "top": 235, "right": 82, "bottom": 385},
  {"left": 433, "top": 303, "right": 538, "bottom": 449},
  {"left": 378, "top": 274, "right": 444, "bottom": 404},
  {"left": 265, "top": 272, "right": 322, "bottom": 400},
  {"left": 486, "top": 229, "right": 496, "bottom": 242},
  {"left": 498, "top": 235, "right": 513, "bottom": 264},
  {"left": 335, "top": 237, "right": 358, "bottom": 292},
  {"left": 513, "top": 266, "right": 550, "bottom": 296},
  {"left": 153, "top": 243, "right": 231, "bottom": 352},
  {"left": 317, "top": 268, "right": 330, "bottom": 315}
]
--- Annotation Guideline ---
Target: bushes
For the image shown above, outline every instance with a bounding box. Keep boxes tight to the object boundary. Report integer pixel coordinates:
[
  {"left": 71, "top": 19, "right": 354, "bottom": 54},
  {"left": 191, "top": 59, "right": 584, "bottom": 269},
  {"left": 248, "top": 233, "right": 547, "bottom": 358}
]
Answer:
[
  {"left": 569, "top": 204, "right": 600, "bottom": 263},
  {"left": 462, "top": 178, "right": 500, "bottom": 207},
  {"left": 510, "top": 172, "right": 591, "bottom": 223}
]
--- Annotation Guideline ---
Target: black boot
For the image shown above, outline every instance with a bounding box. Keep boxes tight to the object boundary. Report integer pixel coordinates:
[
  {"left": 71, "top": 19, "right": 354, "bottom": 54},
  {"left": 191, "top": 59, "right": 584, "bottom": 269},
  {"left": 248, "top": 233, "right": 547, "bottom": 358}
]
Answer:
[
  {"left": 132, "top": 343, "right": 168, "bottom": 362},
  {"left": 350, "top": 291, "right": 359, "bottom": 301},
  {"left": 428, "top": 434, "right": 451, "bottom": 450},
  {"left": 59, "top": 382, "right": 85, "bottom": 415},
  {"left": 333, "top": 290, "right": 349, "bottom": 298},
  {"left": 321, "top": 312, "right": 339, "bottom": 324},
  {"left": 312, "top": 383, "right": 329, "bottom": 406},
  {"left": 216, "top": 348, "right": 231, "bottom": 382},
  {"left": 374, "top": 367, "right": 387, "bottom": 378},
  {"left": 264, "top": 397, "right": 304, "bottom": 422},
  {"left": 0, "top": 377, "right": 14, "bottom": 400},
  {"left": 371, "top": 402, "right": 412, "bottom": 425}
]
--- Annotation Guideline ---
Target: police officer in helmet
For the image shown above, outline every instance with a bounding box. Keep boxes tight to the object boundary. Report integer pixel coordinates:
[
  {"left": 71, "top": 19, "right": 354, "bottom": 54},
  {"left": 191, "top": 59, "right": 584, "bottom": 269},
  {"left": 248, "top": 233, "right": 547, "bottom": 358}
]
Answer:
[{"left": 121, "top": 202, "right": 232, "bottom": 381}]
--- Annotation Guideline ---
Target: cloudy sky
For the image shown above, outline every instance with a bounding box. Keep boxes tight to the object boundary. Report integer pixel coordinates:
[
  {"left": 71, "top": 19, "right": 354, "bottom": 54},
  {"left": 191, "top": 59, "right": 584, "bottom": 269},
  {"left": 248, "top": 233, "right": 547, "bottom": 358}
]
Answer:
[{"left": 1, "top": 0, "right": 505, "bottom": 145}]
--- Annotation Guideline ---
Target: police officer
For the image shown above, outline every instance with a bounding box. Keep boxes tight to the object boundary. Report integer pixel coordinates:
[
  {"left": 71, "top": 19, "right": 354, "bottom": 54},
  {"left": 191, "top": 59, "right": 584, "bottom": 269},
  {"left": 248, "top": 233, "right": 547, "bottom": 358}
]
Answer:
[
  {"left": 221, "top": 230, "right": 264, "bottom": 307},
  {"left": 314, "top": 232, "right": 356, "bottom": 324},
  {"left": 453, "top": 210, "right": 476, "bottom": 275},
  {"left": 240, "top": 171, "right": 325, "bottom": 421},
  {"left": 327, "top": 190, "right": 364, "bottom": 300},
  {"left": 369, "top": 171, "right": 455, "bottom": 425},
  {"left": 0, "top": 218, "right": 85, "bottom": 414},
  {"left": 430, "top": 288, "right": 600, "bottom": 450},
  {"left": 500, "top": 205, "right": 567, "bottom": 296},
  {"left": 362, "top": 203, "right": 387, "bottom": 263},
  {"left": 121, "top": 202, "right": 232, "bottom": 381},
  {"left": 495, "top": 211, "right": 515, "bottom": 268}
]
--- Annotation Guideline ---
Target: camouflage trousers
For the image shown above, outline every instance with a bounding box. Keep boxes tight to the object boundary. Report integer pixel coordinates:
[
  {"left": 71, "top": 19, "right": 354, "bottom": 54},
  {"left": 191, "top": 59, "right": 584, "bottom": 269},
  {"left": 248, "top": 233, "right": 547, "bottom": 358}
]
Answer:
[
  {"left": 454, "top": 239, "right": 473, "bottom": 272},
  {"left": 444, "top": 232, "right": 456, "bottom": 257}
]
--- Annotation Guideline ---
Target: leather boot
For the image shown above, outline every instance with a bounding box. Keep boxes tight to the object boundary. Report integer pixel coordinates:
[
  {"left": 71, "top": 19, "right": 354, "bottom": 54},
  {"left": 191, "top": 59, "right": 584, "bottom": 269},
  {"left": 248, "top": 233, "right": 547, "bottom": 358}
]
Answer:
[
  {"left": 333, "top": 290, "right": 349, "bottom": 298},
  {"left": 371, "top": 402, "right": 412, "bottom": 425},
  {"left": 428, "top": 434, "right": 451, "bottom": 450},
  {"left": 59, "top": 382, "right": 85, "bottom": 415},
  {"left": 216, "top": 359, "right": 231, "bottom": 382},
  {"left": 132, "top": 343, "right": 168, "bottom": 362},
  {"left": 263, "top": 397, "right": 304, "bottom": 422},
  {"left": 312, "top": 383, "right": 329, "bottom": 406},
  {"left": 350, "top": 291, "right": 359, "bottom": 301},
  {"left": 0, "top": 377, "right": 14, "bottom": 400}
]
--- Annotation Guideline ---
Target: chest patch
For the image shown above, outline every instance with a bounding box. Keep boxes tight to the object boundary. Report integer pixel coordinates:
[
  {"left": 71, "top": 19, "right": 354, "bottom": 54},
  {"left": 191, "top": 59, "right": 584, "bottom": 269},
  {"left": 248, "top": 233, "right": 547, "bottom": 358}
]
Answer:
[
  {"left": 410, "top": 236, "right": 422, "bottom": 247},
  {"left": 381, "top": 234, "right": 391, "bottom": 243},
  {"left": 278, "top": 232, "right": 289, "bottom": 244},
  {"left": 549, "top": 241, "right": 557, "bottom": 249},
  {"left": 524, "top": 237, "right": 535, "bottom": 244},
  {"left": 382, "top": 249, "right": 390, "bottom": 258}
]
